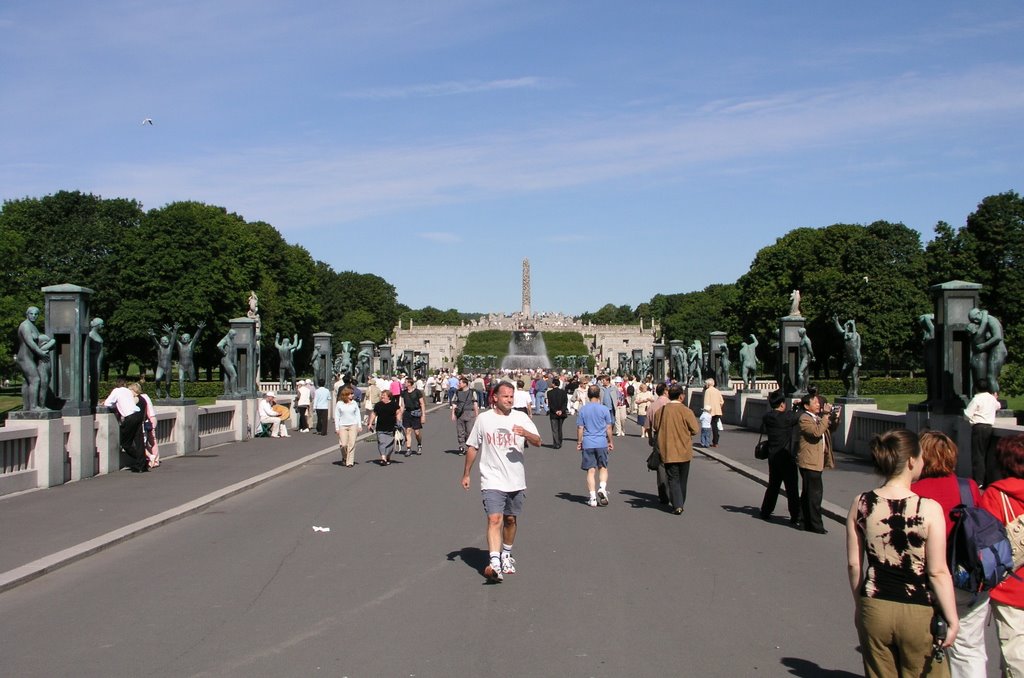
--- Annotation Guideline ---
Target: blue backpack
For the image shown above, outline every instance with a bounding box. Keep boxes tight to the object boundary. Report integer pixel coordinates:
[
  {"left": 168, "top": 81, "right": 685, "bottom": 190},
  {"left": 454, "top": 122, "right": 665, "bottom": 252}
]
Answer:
[{"left": 948, "top": 478, "right": 1018, "bottom": 598}]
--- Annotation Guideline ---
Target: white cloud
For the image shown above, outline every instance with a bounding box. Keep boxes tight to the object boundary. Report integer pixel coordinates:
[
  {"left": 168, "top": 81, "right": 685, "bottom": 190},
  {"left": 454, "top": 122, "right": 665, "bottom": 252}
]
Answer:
[{"left": 340, "top": 76, "right": 554, "bottom": 100}]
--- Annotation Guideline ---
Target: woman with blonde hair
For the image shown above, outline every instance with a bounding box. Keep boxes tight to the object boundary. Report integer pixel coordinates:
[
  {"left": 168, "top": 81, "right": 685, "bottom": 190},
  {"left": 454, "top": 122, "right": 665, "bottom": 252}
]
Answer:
[
  {"left": 334, "top": 385, "right": 362, "bottom": 467},
  {"left": 847, "top": 429, "right": 959, "bottom": 677}
]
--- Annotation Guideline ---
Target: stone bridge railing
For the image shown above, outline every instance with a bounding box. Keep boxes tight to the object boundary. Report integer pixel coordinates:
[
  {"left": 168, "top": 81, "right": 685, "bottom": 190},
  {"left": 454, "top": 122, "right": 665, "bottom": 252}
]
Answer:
[{"left": 0, "top": 395, "right": 295, "bottom": 498}]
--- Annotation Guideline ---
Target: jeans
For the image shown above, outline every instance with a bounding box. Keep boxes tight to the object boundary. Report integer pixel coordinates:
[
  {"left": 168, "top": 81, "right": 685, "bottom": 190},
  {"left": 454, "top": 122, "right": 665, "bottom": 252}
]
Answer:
[{"left": 700, "top": 427, "right": 711, "bottom": 447}]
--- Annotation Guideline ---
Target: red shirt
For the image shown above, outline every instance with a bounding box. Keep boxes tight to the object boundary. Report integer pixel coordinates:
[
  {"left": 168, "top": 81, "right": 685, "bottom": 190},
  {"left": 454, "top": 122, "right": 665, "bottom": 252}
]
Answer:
[
  {"left": 978, "top": 478, "right": 1024, "bottom": 607},
  {"left": 910, "top": 474, "right": 982, "bottom": 537}
]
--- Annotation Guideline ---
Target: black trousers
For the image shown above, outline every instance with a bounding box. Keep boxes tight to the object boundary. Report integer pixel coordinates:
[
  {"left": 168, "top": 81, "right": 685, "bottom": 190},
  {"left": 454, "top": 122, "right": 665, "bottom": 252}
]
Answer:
[
  {"left": 711, "top": 415, "right": 721, "bottom": 445},
  {"left": 970, "top": 424, "right": 1001, "bottom": 487},
  {"left": 549, "top": 416, "right": 564, "bottom": 448},
  {"left": 761, "top": 452, "right": 800, "bottom": 521},
  {"left": 315, "top": 408, "right": 328, "bottom": 435},
  {"left": 119, "top": 410, "right": 147, "bottom": 470},
  {"left": 799, "top": 468, "right": 824, "bottom": 532},
  {"left": 664, "top": 461, "right": 691, "bottom": 510},
  {"left": 296, "top": 405, "right": 309, "bottom": 431}
]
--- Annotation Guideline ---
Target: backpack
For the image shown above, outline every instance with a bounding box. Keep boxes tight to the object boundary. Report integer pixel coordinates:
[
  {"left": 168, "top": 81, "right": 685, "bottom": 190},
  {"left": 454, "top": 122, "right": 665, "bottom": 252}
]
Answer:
[
  {"left": 948, "top": 478, "right": 1018, "bottom": 598},
  {"left": 626, "top": 383, "right": 635, "bottom": 396}
]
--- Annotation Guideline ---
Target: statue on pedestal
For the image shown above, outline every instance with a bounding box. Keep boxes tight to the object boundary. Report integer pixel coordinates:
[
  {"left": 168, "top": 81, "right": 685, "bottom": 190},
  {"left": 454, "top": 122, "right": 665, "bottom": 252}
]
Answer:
[
  {"left": 833, "top": 316, "right": 862, "bottom": 398},
  {"left": 357, "top": 345, "right": 373, "bottom": 384},
  {"left": 275, "top": 333, "right": 302, "bottom": 392},
  {"left": 88, "top": 317, "right": 105, "bottom": 408},
  {"left": 739, "top": 335, "right": 758, "bottom": 389},
  {"left": 334, "top": 341, "right": 354, "bottom": 377},
  {"left": 788, "top": 289, "right": 802, "bottom": 317},
  {"left": 671, "top": 344, "right": 688, "bottom": 383},
  {"left": 966, "top": 308, "right": 1007, "bottom": 393},
  {"left": 176, "top": 322, "right": 205, "bottom": 399},
  {"left": 716, "top": 345, "right": 731, "bottom": 389},
  {"left": 686, "top": 340, "right": 703, "bottom": 385},
  {"left": 918, "top": 313, "right": 938, "bottom": 401},
  {"left": 796, "top": 327, "right": 815, "bottom": 394},
  {"left": 217, "top": 329, "right": 239, "bottom": 395},
  {"left": 149, "top": 323, "right": 178, "bottom": 399},
  {"left": 17, "top": 306, "right": 51, "bottom": 411}
]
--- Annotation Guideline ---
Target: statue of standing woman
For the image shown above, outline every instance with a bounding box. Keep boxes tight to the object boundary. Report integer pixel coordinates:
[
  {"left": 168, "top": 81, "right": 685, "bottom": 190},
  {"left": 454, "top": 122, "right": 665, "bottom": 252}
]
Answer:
[
  {"left": 88, "top": 317, "right": 105, "bottom": 408},
  {"left": 177, "top": 321, "right": 205, "bottom": 399},
  {"left": 217, "top": 329, "right": 239, "bottom": 395},
  {"left": 16, "top": 307, "right": 51, "bottom": 411},
  {"left": 795, "top": 327, "right": 815, "bottom": 394},
  {"left": 833, "top": 316, "right": 862, "bottom": 398},
  {"left": 966, "top": 308, "right": 1007, "bottom": 393}
]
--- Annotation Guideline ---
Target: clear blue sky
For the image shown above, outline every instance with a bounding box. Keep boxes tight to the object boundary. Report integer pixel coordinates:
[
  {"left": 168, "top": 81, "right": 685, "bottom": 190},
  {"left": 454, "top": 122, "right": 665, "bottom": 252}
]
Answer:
[{"left": 2, "top": 2, "right": 1022, "bottom": 316}]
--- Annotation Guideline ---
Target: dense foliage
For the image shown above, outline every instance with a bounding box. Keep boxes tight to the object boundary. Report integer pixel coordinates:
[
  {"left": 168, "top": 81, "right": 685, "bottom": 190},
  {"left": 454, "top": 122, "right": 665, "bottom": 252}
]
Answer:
[{"left": 0, "top": 191, "right": 400, "bottom": 379}]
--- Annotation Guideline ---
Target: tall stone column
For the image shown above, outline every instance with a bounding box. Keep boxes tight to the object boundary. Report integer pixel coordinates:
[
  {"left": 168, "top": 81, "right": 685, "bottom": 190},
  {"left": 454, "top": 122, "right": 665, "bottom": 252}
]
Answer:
[{"left": 522, "top": 258, "right": 531, "bottom": 319}]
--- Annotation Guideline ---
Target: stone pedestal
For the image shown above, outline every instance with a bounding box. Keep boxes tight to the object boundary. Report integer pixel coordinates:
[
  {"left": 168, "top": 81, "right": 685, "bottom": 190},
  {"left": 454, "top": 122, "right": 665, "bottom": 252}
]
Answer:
[
  {"left": 64, "top": 413, "right": 97, "bottom": 480},
  {"left": 42, "top": 284, "right": 95, "bottom": 416},
  {"left": 927, "top": 281, "right": 982, "bottom": 414},
  {"left": 164, "top": 400, "right": 199, "bottom": 455},
  {"left": 832, "top": 397, "right": 878, "bottom": 454},
  {"left": 229, "top": 317, "right": 259, "bottom": 397},
  {"left": 5, "top": 412, "right": 64, "bottom": 488},
  {"left": 777, "top": 316, "right": 806, "bottom": 395}
]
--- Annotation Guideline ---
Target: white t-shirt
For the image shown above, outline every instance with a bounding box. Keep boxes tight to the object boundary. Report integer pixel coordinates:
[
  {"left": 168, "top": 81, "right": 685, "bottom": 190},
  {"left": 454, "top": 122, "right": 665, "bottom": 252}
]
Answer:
[
  {"left": 512, "top": 389, "right": 531, "bottom": 410},
  {"left": 467, "top": 409, "right": 539, "bottom": 492}
]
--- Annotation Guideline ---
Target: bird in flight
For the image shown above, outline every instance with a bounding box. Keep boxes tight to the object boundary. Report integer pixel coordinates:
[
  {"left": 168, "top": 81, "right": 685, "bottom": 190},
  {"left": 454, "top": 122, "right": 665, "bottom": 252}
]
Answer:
[{"left": 141, "top": 118, "right": 153, "bottom": 126}]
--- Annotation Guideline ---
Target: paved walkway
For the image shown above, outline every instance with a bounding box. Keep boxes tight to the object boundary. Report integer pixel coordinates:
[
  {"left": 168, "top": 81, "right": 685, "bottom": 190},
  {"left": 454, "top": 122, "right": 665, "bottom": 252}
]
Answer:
[{"left": 0, "top": 402, "right": 881, "bottom": 593}]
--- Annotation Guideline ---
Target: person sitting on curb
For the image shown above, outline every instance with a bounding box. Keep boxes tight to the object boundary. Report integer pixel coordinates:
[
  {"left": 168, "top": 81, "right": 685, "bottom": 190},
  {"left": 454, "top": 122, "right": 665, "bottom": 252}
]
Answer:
[{"left": 258, "top": 392, "right": 288, "bottom": 438}]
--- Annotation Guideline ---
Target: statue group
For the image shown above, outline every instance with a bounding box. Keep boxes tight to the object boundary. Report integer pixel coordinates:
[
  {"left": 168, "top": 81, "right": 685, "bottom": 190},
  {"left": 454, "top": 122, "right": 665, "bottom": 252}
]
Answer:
[
  {"left": 149, "top": 321, "right": 205, "bottom": 399},
  {"left": 16, "top": 307, "right": 54, "bottom": 411}
]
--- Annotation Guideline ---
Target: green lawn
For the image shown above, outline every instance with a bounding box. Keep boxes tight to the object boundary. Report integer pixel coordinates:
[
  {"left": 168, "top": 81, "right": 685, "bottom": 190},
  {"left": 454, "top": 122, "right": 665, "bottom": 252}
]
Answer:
[{"left": 845, "top": 393, "right": 1023, "bottom": 413}]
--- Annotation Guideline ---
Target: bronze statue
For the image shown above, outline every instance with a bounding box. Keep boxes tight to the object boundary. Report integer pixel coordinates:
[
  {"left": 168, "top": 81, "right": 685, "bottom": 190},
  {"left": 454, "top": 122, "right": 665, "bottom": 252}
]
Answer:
[
  {"left": 87, "top": 317, "right": 105, "bottom": 407},
  {"left": 796, "top": 327, "right": 814, "bottom": 394},
  {"left": 687, "top": 340, "right": 703, "bottom": 384},
  {"left": 833, "top": 316, "right": 862, "bottom": 397},
  {"left": 357, "top": 345, "right": 373, "bottom": 384},
  {"left": 16, "top": 306, "right": 50, "bottom": 411},
  {"left": 671, "top": 344, "right": 688, "bottom": 383},
  {"left": 275, "top": 333, "right": 302, "bottom": 392},
  {"left": 966, "top": 308, "right": 1007, "bottom": 393},
  {"left": 919, "top": 313, "right": 938, "bottom": 401},
  {"left": 217, "top": 329, "right": 238, "bottom": 395},
  {"left": 716, "top": 345, "right": 731, "bottom": 389},
  {"left": 176, "top": 321, "right": 205, "bottom": 399},
  {"left": 149, "top": 324, "right": 178, "bottom": 399},
  {"left": 739, "top": 335, "right": 759, "bottom": 389}
]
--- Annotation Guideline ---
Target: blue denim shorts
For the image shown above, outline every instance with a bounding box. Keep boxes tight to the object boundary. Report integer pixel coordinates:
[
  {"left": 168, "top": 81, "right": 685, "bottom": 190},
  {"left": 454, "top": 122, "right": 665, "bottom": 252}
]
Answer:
[{"left": 581, "top": 447, "right": 609, "bottom": 470}]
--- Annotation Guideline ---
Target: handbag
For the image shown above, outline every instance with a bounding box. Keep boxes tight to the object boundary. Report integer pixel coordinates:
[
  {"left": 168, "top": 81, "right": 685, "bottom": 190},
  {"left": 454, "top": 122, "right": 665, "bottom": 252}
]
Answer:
[
  {"left": 754, "top": 429, "right": 770, "bottom": 460},
  {"left": 646, "top": 446, "right": 661, "bottom": 471},
  {"left": 1000, "top": 492, "right": 1024, "bottom": 569}
]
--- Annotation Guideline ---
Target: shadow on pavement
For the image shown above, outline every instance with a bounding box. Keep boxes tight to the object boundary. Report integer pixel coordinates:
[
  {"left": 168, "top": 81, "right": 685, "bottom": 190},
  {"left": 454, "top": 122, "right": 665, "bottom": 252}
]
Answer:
[
  {"left": 721, "top": 504, "right": 762, "bottom": 518},
  {"left": 618, "top": 489, "right": 664, "bottom": 510},
  {"left": 781, "top": 657, "right": 861, "bottom": 677},
  {"left": 555, "top": 491, "right": 589, "bottom": 505},
  {"left": 446, "top": 547, "right": 499, "bottom": 583}
]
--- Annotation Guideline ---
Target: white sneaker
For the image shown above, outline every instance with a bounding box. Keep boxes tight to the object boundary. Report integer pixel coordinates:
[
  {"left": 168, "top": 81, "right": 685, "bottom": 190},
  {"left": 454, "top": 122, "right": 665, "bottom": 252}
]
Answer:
[
  {"left": 501, "top": 553, "right": 517, "bottom": 574},
  {"left": 587, "top": 497, "right": 598, "bottom": 507},
  {"left": 597, "top": 489, "right": 609, "bottom": 507}
]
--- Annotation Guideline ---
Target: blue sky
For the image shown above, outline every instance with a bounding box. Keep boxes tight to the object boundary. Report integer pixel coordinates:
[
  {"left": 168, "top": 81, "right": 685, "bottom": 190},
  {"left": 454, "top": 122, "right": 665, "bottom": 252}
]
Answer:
[{"left": 2, "top": 1, "right": 1022, "bottom": 316}]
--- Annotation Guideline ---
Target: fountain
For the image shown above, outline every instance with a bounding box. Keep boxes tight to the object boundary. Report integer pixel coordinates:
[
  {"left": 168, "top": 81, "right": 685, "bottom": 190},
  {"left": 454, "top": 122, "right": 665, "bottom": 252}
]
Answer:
[{"left": 500, "top": 330, "right": 551, "bottom": 370}]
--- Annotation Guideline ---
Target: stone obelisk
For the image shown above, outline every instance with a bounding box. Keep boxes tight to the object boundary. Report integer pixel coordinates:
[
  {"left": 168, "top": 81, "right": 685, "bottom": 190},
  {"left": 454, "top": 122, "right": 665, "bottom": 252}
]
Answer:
[{"left": 521, "top": 258, "right": 531, "bottom": 319}]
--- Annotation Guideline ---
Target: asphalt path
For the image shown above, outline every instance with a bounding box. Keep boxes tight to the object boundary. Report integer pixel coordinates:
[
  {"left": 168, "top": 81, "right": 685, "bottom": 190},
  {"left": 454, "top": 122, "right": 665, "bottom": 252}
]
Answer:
[{"left": 0, "top": 413, "right": 865, "bottom": 677}]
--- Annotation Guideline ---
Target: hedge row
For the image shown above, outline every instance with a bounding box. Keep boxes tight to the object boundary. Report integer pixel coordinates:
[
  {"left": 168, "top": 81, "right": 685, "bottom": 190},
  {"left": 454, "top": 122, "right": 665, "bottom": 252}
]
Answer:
[
  {"left": 809, "top": 377, "right": 927, "bottom": 396},
  {"left": 96, "top": 380, "right": 226, "bottom": 400}
]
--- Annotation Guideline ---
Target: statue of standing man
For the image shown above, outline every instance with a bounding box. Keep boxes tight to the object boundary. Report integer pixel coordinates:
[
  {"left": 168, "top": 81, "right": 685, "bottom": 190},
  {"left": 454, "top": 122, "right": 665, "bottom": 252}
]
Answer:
[
  {"left": 276, "top": 333, "right": 302, "bottom": 392},
  {"left": 217, "top": 329, "right": 239, "bottom": 396},
  {"left": 16, "top": 306, "right": 51, "bottom": 411},
  {"left": 966, "top": 308, "right": 1007, "bottom": 393},
  {"left": 149, "top": 323, "right": 178, "bottom": 399},
  {"left": 833, "top": 316, "right": 862, "bottom": 398},
  {"left": 738, "top": 335, "right": 759, "bottom": 390}
]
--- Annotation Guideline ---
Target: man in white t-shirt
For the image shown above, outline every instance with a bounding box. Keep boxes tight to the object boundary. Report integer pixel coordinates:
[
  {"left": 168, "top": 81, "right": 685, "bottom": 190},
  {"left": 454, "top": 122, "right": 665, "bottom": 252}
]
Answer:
[{"left": 461, "top": 380, "right": 541, "bottom": 582}]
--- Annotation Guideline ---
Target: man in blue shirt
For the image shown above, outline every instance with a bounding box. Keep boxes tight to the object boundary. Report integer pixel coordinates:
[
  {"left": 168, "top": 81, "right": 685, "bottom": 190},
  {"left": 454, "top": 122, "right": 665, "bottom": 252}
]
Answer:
[{"left": 576, "top": 385, "right": 615, "bottom": 508}]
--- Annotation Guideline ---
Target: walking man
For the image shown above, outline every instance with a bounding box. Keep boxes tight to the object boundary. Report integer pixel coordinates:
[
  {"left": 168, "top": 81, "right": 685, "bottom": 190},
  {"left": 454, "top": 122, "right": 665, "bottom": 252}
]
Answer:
[
  {"left": 313, "top": 381, "right": 331, "bottom": 436},
  {"left": 546, "top": 377, "right": 569, "bottom": 449},
  {"left": 461, "top": 381, "right": 541, "bottom": 582},
  {"left": 651, "top": 385, "right": 700, "bottom": 514},
  {"left": 450, "top": 376, "right": 479, "bottom": 455},
  {"left": 576, "top": 385, "right": 614, "bottom": 507}
]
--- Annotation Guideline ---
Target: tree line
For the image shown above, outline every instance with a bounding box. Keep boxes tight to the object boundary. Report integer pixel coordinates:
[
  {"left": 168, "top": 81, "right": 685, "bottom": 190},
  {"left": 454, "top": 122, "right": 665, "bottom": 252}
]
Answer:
[
  {"left": 581, "top": 191, "right": 1024, "bottom": 390},
  {"left": 0, "top": 191, "right": 400, "bottom": 379}
]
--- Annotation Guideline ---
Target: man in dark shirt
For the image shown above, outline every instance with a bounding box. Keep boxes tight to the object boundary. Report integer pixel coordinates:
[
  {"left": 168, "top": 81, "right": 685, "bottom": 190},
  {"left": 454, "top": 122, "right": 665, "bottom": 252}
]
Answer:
[
  {"left": 546, "top": 377, "right": 569, "bottom": 449},
  {"left": 759, "top": 389, "right": 800, "bottom": 526}
]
